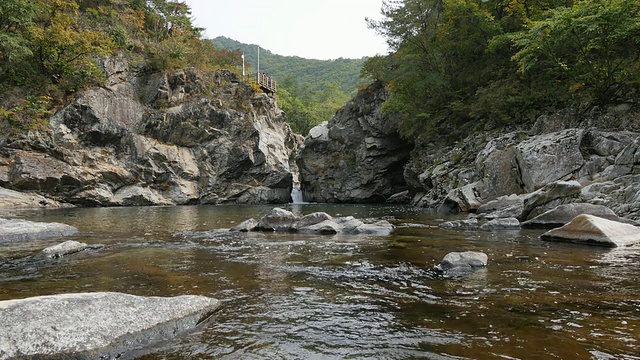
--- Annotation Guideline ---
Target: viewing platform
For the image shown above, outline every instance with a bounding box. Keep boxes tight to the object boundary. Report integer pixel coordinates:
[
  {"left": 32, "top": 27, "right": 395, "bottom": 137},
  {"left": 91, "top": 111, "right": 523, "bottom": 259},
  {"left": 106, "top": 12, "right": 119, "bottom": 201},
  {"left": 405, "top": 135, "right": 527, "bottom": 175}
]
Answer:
[{"left": 255, "top": 72, "right": 277, "bottom": 94}]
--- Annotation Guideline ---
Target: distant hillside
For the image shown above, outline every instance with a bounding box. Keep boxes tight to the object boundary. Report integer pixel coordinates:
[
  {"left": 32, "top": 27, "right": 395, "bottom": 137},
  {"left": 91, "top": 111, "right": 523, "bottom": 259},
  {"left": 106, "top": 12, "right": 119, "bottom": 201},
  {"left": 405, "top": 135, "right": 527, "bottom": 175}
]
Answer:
[{"left": 212, "top": 36, "right": 366, "bottom": 94}]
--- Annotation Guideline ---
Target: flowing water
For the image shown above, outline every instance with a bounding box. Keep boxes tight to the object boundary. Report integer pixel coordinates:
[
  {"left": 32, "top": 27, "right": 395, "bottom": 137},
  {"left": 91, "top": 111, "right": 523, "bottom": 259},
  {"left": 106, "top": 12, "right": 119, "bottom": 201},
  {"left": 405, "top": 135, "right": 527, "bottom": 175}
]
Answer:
[{"left": 0, "top": 204, "right": 639, "bottom": 359}]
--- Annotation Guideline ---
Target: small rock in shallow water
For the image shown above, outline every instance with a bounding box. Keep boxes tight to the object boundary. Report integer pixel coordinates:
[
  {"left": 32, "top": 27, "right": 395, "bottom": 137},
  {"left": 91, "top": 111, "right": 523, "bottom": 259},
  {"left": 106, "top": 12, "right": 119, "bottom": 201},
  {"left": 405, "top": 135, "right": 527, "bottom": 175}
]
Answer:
[
  {"left": 436, "top": 251, "right": 488, "bottom": 273},
  {"left": 42, "top": 240, "right": 89, "bottom": 258}
]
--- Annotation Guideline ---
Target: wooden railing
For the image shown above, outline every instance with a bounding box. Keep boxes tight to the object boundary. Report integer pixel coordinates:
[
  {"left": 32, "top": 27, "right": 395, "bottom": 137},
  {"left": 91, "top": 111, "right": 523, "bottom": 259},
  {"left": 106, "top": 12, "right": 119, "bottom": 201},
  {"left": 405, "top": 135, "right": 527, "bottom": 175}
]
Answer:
[{"left": 256, "top": 72, "right": 277, "bottom": 94}]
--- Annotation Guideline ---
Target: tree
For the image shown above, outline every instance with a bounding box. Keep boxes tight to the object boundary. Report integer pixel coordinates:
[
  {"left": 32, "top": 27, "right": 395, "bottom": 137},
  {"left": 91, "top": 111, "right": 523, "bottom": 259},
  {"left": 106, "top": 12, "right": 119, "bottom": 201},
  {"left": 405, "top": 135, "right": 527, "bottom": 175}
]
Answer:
[
  {"left": 512, "top": 0, "right": 640, "bottom": 103},
  {"left": 0, "top": 0, "right": 37, "bottom": 83},
  {"left": 27, "top": 0, "right": 109, "bottom": 90}
]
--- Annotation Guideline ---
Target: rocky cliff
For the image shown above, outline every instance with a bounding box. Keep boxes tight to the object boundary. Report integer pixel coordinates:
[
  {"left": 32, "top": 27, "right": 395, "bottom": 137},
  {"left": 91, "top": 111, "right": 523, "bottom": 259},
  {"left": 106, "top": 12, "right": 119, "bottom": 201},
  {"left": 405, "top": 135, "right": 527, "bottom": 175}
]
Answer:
[
  {"left": 0, "top": 58, "right": 300, "bottom": 206},
  {"left": 297, "top": 80, "right": 640, "bottom": 221},
  {"left": 296, "top": 81, "right": 413, "bottom": 203},
  {"left": 406, "top": 109, "right": 640, "bottom": 220}
]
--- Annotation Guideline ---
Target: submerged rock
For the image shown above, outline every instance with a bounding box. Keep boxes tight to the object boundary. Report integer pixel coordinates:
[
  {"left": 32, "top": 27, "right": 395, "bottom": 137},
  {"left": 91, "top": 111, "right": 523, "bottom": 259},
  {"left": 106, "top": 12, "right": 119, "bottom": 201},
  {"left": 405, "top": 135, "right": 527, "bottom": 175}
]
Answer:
[
  {"left": 439, "top": 218, "right": 479, "bottom": 230},
  {"left": 481, "top": 217, "right": 520, "bottom": 231},
  {"left": 540, "top": 214, "right": 640, "bottom": 247},
  {"left": 0, "top": 218, "right": 78, "bottom": 242},
  {"left": 42, "top": 240, "right": 89, "bottom": 258},
  {"left": 0, "top": 292, "right": 220, "bottom": 359}
]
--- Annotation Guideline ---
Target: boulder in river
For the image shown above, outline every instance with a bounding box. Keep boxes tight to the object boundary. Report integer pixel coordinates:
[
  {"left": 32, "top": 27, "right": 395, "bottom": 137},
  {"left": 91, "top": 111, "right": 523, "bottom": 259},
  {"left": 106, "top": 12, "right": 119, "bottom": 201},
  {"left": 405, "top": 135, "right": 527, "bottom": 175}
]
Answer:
[
  {"left": 540, "top": 214, "right": 640, "bottom": 247},
  {"left": 0, "top": 292, "right": 220, "bottom": 359},
  {"left": 0, "top": 218, "right": 78, "bottom": 242},
  {"left": 436, "top": 251, "right": 488, "bottom": 273},
  {"left": 522, "top": 203, "right": 624, "bottom": 228},
  {"left": 249, "top": 207, "right": 394, "bottom": 235}
]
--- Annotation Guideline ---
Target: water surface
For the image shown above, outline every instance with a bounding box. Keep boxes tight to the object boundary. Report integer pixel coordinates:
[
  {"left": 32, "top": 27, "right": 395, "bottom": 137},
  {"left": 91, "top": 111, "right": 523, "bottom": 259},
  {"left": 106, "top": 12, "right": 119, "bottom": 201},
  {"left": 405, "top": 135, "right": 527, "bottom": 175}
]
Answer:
[{"left": 1, "top": 204, "right": 638, "bottom": 359}]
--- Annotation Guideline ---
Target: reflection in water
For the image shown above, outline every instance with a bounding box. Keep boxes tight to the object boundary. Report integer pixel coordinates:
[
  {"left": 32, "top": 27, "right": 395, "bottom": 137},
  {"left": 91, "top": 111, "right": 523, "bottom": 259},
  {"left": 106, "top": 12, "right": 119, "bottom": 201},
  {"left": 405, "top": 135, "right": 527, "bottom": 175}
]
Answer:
[{"left": 0, "top": 204, "right": 639, "bottom": 359}]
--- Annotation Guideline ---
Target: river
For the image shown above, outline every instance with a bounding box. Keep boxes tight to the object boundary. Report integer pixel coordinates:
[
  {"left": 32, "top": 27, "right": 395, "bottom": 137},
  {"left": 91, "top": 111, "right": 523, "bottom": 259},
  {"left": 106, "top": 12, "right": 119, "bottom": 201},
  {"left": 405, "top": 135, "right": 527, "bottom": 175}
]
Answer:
[{"left": 0, "top": 204, "right": 638, "bottom": 359}]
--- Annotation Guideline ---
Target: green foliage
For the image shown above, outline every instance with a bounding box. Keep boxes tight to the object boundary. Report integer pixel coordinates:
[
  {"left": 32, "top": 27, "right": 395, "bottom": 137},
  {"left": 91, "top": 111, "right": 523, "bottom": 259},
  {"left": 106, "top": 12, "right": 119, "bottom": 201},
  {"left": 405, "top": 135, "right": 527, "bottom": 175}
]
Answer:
[
  {"left": 213, "top": 37, "right": 358, "bottom": 135},
  {"left": 512, "top": 0, "right": 640, "bottom": 103},
  {"left": 276, "top": 77, "right": 351, "bottom": 134},
  {"left": 366, "top": 0, "right": 640, "bottom": 141},
  {"left": 212, "top": 36, "right": 365, "bottom": 95},
  {"left": 0, "top": 0, "right": 247, "bottom": 134}
]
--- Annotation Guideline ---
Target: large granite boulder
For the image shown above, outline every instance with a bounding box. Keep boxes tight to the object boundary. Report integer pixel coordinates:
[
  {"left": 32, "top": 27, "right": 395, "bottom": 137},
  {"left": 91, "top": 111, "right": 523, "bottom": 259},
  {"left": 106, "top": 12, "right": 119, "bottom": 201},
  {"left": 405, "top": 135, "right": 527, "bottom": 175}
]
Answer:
[
  {"left": 0, "top": 292, "right": 220, "bottom": 359},
  {"left": 297, "top": 81, "right": 412, "bottom": 203},
  {"left": 541, "top": 214, "right": 640, "bottom": 247},
  {"left": 0, "top": 61, "right": 299, "bottom": 206},
  {"left": 0, "top": 218, "right": 78, "bottom": 242}
]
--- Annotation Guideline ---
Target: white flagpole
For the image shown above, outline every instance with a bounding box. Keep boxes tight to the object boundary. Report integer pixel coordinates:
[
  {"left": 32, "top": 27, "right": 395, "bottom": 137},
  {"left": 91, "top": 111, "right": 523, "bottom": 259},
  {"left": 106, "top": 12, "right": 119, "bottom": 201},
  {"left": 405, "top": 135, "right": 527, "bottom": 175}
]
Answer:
[
  {"left": 257, "top": 45, "right": 260, "bottom": 80},
  {"left": 242, "top": 52, "right": 245, "bottom": 76}
]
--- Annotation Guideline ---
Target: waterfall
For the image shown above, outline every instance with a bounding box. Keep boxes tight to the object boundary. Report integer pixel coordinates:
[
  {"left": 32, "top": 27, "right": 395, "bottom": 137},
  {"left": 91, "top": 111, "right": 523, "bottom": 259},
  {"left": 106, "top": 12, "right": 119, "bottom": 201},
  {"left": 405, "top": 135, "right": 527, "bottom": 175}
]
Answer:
[{"left": 291, "top": 185, "right": 304, "bottom": 204}]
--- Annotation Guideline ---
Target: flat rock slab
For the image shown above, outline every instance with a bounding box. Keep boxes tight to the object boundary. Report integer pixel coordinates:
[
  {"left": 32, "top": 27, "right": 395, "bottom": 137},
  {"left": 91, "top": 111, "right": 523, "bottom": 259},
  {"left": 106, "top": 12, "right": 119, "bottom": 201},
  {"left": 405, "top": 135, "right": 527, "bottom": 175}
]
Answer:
[
  {"left": 0, "top": 292, "right": 220, "bottom": 359},
  {"left": 42, "top": 240, "right": 89, "bottom": 258},
  {"left": 0, "top": 218, "right": 79, "bottom": 242},
  {"left": 541, "top": 214, "right": 640, "bottom": 247},
  {"left": 0, "top": 187, "right": 70, "bottom": 210}
]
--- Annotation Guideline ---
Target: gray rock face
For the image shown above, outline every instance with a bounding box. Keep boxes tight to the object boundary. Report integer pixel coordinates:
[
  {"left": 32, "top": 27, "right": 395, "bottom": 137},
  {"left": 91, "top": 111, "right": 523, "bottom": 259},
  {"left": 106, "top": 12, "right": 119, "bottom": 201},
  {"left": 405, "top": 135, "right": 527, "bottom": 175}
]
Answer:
[
  {"left": 541, "top": 214, "right": 640, "bottom": 247},
  {"left": 297, "top": 81, "right": 412, "bottom": 203},
  {"left": 0, "top": 218, "right": 78, "bottom": 242},
  {"left": 406, "top": 124, "right": 640, "bottom": 221},
  {"left": 0, "top": 62, "right": 299, "bottom": 206},
  {"left": 515, "top": 129, "right": 585, "bottom": 192},
  {"left": 0, "top": 292, "right": 220, "bottom": 359}
]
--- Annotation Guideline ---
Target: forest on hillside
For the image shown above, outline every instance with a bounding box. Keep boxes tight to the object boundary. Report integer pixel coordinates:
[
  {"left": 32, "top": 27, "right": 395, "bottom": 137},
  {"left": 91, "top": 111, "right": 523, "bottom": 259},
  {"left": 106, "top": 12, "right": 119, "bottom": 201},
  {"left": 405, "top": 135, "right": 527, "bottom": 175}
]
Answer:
[
  {"left": 363, "top": 0, "right": 640, "bottom": 140},
  {"left": 212, "top": 36, "right": 366, "bottom": 134},
  {"left": 0, "top": 0, "right": 244, "bottom": 134},
  {"left": 2, "top": 0, "right": 638, "bottom": 141}
]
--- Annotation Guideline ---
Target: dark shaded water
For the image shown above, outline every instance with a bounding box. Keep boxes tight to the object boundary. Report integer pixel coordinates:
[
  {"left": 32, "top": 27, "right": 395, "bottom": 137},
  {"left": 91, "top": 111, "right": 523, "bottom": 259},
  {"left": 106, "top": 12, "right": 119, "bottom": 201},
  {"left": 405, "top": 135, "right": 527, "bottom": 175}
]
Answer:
[{"left": 1, "top": 204, "right": 639, "bottom": 359}]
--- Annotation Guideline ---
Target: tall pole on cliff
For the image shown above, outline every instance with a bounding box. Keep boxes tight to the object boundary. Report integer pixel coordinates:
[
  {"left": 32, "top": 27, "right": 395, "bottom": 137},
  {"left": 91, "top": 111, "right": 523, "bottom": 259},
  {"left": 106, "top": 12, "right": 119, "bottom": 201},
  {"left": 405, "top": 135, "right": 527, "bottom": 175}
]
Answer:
[
  {"left": 257, "top": 45, "right": 260, "bottom": 80},
  {"left": 241, "top": 52, "right": 245, "bottom": 77}
]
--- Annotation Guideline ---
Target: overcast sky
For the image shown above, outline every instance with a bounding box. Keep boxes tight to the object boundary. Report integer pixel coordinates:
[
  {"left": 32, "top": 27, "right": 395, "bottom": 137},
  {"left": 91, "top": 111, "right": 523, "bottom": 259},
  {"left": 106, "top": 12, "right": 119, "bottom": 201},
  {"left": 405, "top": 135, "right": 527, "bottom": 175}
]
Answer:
[{"left": 184, "top": 0, "right": 389, "bottom": 60}]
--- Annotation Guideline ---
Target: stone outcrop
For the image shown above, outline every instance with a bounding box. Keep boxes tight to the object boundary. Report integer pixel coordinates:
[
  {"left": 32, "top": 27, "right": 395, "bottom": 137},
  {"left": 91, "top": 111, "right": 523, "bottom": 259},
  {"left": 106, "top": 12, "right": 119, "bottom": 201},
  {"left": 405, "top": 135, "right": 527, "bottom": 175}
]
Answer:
[
  {"left": 0, "top": 187, "right": 71, "bottom": 211},
  {"left": 540, "top": 214, "right": 640, "bottom": 247},
  {"left": 239, "top": 207, "right": 395, "bottom": 235},
  {"left": 296, "top": 81, "right": 412, "bottom": 203},
  {"left": 0, "top": 218, "right": 78, "bottom": 242},
  {"left": 0, "top": 60, "right": 300, "bottom": 206},
  {"left": 0, "top": 292, "right": 220, "bottom": 359},
  {"left": 406, "top": 125, "right": 640, "bottom": 221}
]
